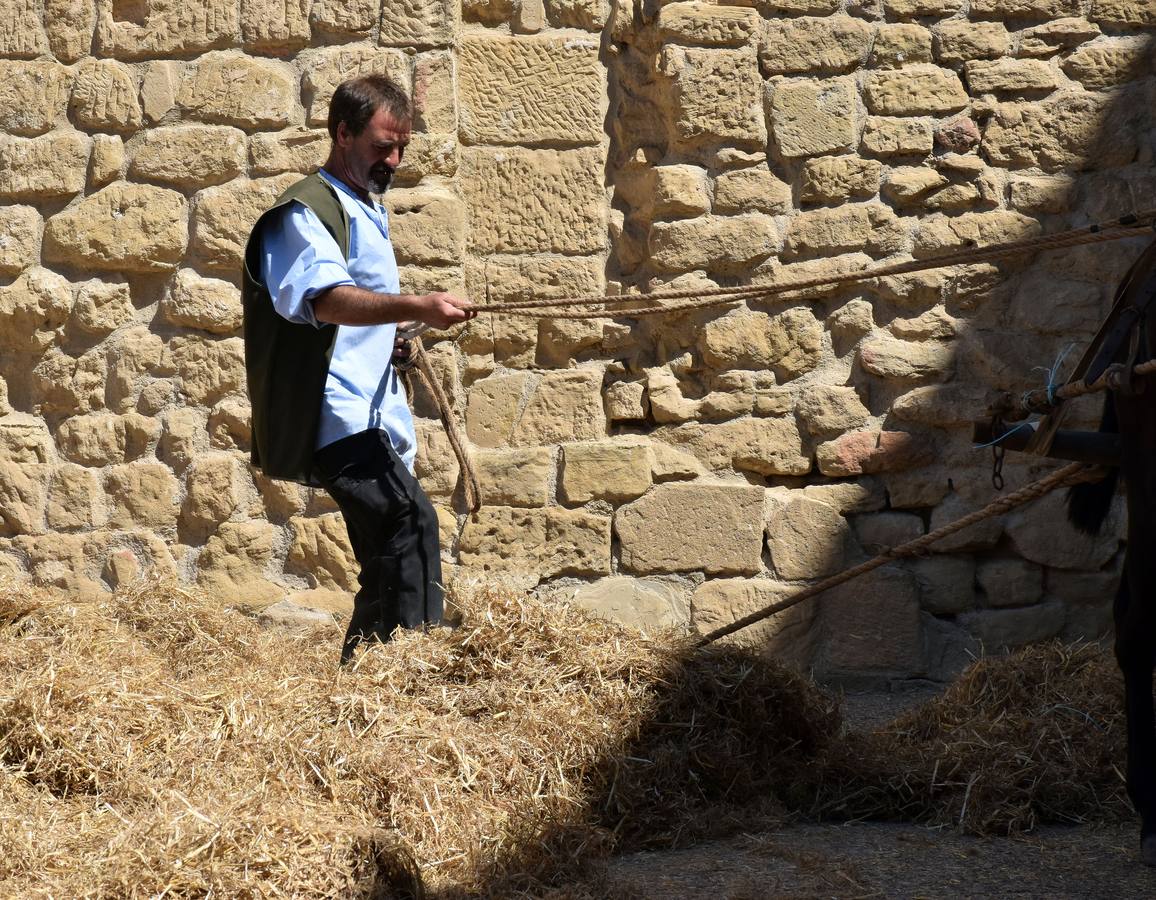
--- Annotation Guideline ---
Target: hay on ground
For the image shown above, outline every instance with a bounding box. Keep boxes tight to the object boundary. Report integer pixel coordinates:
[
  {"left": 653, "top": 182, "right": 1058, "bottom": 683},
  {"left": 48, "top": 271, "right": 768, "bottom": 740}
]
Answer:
[
  {"left": 0, "top": 576, "right": 1131, "bottom": 897},
  {"left": 804, "top": 641, "right": 1128, "bottom": 833},
  {"left": 0, "top": 578, "right": 835, "bottom": 898}
]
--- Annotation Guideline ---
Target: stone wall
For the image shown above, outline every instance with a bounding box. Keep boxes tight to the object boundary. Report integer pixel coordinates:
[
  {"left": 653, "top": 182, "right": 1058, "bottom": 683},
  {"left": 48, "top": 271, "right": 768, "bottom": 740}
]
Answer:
[{"left": 0, "top": 0, "right": 1152, "bottom": 681}]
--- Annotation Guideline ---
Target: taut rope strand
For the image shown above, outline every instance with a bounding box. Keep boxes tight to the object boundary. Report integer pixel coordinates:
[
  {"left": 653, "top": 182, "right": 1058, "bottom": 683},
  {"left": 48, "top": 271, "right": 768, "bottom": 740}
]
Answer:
[
  {"left": 696, "top": 462, "right": 1099, "bottom": 648},
  {"left": 471, "top": 213, "right": 1156, "bottom": 319}
]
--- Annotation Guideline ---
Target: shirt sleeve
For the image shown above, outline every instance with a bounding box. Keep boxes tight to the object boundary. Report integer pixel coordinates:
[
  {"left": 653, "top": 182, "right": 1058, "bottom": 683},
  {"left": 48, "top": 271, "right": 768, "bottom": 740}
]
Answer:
[{"left": 259, "top": 201, "right": 356, "bottom": 327}]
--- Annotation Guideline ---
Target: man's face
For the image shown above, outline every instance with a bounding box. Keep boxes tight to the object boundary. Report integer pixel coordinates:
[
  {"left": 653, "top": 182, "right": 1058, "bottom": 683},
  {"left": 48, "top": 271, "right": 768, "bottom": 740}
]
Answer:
[{"left": 337, "top": 107, "right": 411, "bottom": 195}]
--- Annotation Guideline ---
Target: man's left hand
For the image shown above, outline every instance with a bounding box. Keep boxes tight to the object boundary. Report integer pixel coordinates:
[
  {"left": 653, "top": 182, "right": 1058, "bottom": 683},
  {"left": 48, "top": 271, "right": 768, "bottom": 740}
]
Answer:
[{"left": 393, "top": 331, "right": 416, "bottom": 371}]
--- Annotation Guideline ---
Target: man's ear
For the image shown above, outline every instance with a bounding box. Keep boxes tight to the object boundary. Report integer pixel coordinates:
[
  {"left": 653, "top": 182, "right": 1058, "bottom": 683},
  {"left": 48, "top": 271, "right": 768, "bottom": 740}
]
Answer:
[{"left": 335, "top": 121, "right": 351, "bottom": 147}]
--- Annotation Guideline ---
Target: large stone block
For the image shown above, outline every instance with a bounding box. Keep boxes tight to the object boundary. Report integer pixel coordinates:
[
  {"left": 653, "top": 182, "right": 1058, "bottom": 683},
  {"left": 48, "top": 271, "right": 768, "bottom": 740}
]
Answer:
[
  {"left": 0, "top": 267, "right": 71, "bottom": 354},
  {"left": 300, "top": 47, "right": 411, "bottom": 126},
  {"left": 0, "top": 205, "right": 41, "bottom": 276},
  {"left": 883, "top": 0, "right": 962, "bottom": 13},
  {"left": 465, "top": 372, "right": 533, "bottom": 448},
  {"left": 181, "top": 452, "right": 243, "bottom": 538},
  {"left": 960, "top": 600, "right": 1065, "bottom": 650},
  {"left": 249, "top": 128, "right": 329, "bottom": 176},
  {"left": 1092, "top": 0, "right": 1156, "bottom": 24},
  {"left": 287, "top": 513, "right": 359, "bottom": 591},
  {"left": 976, "top": 557, "right": 1044, "bottom": 608},
  {"left": 0, "top": 132, "right": 89, "bottom": 200},
  {"left": 982, "top": 93, "right": 1140, "bottom": 173},
  {"left": 413, "top": 50, "right": 456, "bottom": 133},
  {"left": 766, "top": 494, "right": 848, "bottom": 581},
  {"left": 1006, "top": 489, "right": 1121, "bottom": 570},
  {"left": 783, "top": 204, "right": 904, "bottom": 259},
  {"left": 699, "top": 307, "right": 823, "bottom": 380},
  {"left": 44, "top": 183, "right": 187, "bottom": 273},
  {"left": 96, "top": 0, "right": 239, "bottom": 59},
  {"left": 872, "top": 24, "right": 933, "bottom": 68},
  {"left": 616, "top": 482, "right": 765, "bottom": 576},
  {"left": 800, "top": 157, "right": 881, "bottom": 204},
  {"left": 659, "top": 417, "right": 811, "bottom": 476},
  {"left": 859, "top": 334, "right": 954, "bottom": 380},
  {"left": 913, "top": 210, "right": 1040, "bottom": 256},
  {"left": 0, "top": 460, "right": 49, "bottom": 536},
  {"left": 661, "top": 46, "right": 766, "bottom": 147},
  {"left": 196, "top": 521, "right": 285, "bottom": 605},
  {"left": 760, "top": 16, "right": 872, "bottom": 74},
  {"left": 191, "top": 174, "right": 299, "bottom": 271},
  {"left": 241, "top": 0, "right": 311, "bottom": 50},
  {"left": 713, "top": 166, "right": 792, "bottom": 215},
  {"left": 0, "top": 61, "right": 70, "bottom": 136},
  {"left": 0, "top": 0, "right": 48, "bottom": 57},
  {"left": 771, "top": 77, "right": 857, "bottom": 158},
  {"left": 815, "top": 566, "right": 924, "bottom": 676},
  {"left": 1, "top": 417, "right": 59, "bottom": 467},
  {"left": 128, "top": 125, "right": 247, "bottom": 188},
  {"left": 379, "top": 0, "right": 457, "bottom": 46},
  {"left": 933, "top": 20, "right": 1010, "bottom": 64},
  {"left": 864, "top": 66, "right": 967, "bottom": 116},
  {"left": 458, "top": 35, "right": 603, "bottom": 145},
  {"left": 692, "top": 577, "right": 816, "bottom": 659},
  {"left": 649, "top": 214, "right": 777, "bottom": 274},
  {"left": 46, "top": 463, "right": 102, "bottom": 532},
  {"left": 70, "top": 59, "right": 140, "bottom": 132},
  {"left": 104, "top": 462, "right": 179, "bottom": 530},
  {"left": 312, "top": 0, "right": 377, "bottom": 34},
  {"left": 966, "top": 59, "right": 1057, "bottom": 93},
  {"left": 1062, "top": 38, "right": 1153, "bottom": 90},
  {"left": 460, "top": 147, "right": 606, "bottom": 254},
  {"left": 640, "top": 2, "right": 751, "bottom": 46},
  {"left": 817, "top": 429, "right": 934, "bottom": 476},
  {"left": 55, "top": 413, "right": 127, "bottom": 467},
  {"left": 385, "top": 186, "right": 466, "bottom": 265},
  {"left": 475, "top": 447, "right": 554, "bottom": 507},
  {"left": 458, "top": 506, "right": 610, "bottom": 579},
  {"left": 572, "top": 577, "right": 689, "bottom": 631},
  {"left": 970, "top": 0, "right": 1078, "bottom": 16},
  {"left": 560, "top": 440, "right": 653, "bottom": 504},
  {"left": 167, "top": 336, "right": 247, "bottom": 406},
  {"left": 163, "top": 269, "right": 243, "bottom": 335},
  {"left": 514, "top": 368, "right": 607, "bottom": 446},
  {"left": 796, "top": 384, "right": 870, "bottom": 437},
  {"left": 861, "top": 117, "right": 934, "bottom": 156},
  {"left": 179, "top": 52, "right": 295, "bottom": 128}
]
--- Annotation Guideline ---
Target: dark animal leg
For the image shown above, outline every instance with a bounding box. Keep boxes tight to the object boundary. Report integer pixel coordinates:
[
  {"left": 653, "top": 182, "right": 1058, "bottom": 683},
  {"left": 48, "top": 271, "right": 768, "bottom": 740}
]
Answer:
[{"left": 1115, "top": 568, "right": 1156, "bottom": 864}]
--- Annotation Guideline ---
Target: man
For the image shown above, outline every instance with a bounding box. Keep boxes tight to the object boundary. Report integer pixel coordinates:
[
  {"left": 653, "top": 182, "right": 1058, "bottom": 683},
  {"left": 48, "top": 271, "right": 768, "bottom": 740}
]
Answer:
[{"left": 241, "top": 75, "right": 475, "bottom": 663}]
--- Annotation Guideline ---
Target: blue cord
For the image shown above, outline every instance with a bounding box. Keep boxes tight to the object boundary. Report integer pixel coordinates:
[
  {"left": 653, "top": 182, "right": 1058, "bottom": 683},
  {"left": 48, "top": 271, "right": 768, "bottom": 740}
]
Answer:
[
  {"left": 973, "top": 420, "right": 1034, "bottom": 450},
  {"left": 1030, "top": 342, "right": 1076, "bottom": 406}
]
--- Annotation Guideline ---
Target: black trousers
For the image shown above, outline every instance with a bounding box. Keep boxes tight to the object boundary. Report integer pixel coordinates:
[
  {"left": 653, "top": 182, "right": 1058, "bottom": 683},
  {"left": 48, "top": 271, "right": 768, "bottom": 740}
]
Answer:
[{"left": 313, "top": 429, "right": 444, "bottom": 663}]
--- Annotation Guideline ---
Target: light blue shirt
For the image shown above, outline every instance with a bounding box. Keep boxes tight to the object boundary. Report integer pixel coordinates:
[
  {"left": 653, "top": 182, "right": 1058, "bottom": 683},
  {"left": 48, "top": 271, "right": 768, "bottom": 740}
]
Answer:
[{"left": 259, "top": 169, "right": 416, "bottom": 470}]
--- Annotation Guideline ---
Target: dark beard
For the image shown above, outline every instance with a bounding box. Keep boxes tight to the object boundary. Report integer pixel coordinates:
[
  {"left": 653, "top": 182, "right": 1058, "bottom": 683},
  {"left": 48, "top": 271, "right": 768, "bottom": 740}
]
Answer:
[{"left": 367, "top": 165, "right": 393, "bottom": 194}]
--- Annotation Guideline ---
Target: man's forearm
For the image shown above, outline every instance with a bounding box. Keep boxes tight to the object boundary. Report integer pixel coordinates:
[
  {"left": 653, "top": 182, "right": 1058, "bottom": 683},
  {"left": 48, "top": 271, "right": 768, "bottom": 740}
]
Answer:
[{"left": 312, "top": 284, "right": 424, "bottom": 326}]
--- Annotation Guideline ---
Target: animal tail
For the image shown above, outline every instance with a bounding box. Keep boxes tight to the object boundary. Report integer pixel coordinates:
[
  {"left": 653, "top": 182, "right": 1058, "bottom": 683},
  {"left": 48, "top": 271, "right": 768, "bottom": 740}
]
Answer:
[{"left": 1066, "top": 395, "right": 1119, "bottom": 535}]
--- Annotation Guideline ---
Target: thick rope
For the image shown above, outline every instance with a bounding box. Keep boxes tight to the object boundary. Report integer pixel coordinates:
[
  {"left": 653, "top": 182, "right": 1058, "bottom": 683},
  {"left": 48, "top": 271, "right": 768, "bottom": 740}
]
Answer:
[
  {"left": 696, "top": 462, "right": 1099, "bottom": 648},
  {"left": 471, "top": 213, "right": 1156, "bottom": 319},
  {"left": 407, "top": 339, "right": 481, "bottom": 513}
]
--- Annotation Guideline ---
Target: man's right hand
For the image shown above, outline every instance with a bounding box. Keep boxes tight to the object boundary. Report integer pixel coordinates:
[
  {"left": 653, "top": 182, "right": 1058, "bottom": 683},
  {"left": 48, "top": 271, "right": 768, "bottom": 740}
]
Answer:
[{"left": 418, "top": 292, "right": 476, "bottom": 329}]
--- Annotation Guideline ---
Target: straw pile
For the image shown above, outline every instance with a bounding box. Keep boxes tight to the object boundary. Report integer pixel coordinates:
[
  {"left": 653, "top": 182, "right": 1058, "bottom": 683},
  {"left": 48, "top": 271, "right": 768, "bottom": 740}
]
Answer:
[
  {"left": 0, "top": 574, "right": 1131, "bottom": 897},
  {"left": 0, "top": 577, "right": 836, "bottom": 898},
  {"left": 803, "top": 641, "right": 1128, "bottom": 834}
]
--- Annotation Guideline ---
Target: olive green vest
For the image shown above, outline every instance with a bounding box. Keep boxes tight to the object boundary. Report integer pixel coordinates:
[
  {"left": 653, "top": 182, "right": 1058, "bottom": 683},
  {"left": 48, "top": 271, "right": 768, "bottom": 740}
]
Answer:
[{"left": 241, "top": 173, "right": 349, "bottom": 485}]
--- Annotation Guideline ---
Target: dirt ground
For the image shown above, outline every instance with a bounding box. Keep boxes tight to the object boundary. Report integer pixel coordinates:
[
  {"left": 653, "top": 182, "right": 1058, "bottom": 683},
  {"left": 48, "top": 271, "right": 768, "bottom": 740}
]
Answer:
[
  {"left": 583, "top": 686, "right": 1155, "bottom": 899},
  {"left": 599, "top": 821, "right": 1151, "bottom": 898}
]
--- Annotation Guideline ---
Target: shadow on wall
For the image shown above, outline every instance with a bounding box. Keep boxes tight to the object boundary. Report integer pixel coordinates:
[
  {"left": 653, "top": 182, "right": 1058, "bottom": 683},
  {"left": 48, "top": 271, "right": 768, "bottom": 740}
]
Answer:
[{"left": 596, "top": 2, "right": 1155, "bottom": 685}]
